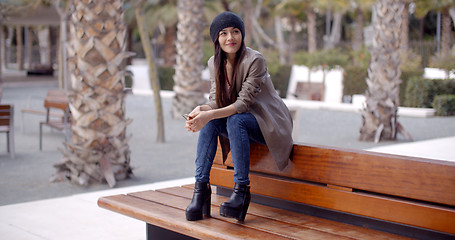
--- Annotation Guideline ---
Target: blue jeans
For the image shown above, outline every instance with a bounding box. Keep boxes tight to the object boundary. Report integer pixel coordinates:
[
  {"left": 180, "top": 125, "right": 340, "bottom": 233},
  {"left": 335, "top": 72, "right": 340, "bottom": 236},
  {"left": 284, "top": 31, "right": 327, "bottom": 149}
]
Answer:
[{"left": 194, "top": 113, "right": 266, "bottom": 185}]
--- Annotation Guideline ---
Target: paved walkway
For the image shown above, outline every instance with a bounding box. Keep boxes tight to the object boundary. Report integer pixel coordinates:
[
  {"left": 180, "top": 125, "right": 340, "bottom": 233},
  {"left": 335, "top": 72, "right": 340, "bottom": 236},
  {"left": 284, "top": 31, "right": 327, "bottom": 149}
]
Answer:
[{"left": 0, "top": 72, "right": 454, "bottom": 239}]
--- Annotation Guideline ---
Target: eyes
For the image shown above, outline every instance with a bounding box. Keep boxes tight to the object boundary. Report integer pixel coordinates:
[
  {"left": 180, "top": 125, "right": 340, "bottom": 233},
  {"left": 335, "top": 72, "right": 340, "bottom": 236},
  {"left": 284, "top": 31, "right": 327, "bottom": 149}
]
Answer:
[{"left": 219, "top": 28, "right": 241, "bottom": 37}]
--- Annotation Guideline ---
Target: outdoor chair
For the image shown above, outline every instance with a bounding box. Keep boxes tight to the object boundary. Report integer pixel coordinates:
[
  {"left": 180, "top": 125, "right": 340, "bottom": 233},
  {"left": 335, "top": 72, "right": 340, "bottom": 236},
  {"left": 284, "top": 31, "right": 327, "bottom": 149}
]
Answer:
[
  {"left": 0, "top": 104, "right": 15, "bottom": 158},
  {"left": 39, "top": 90, "right": 71, "bottom": 151}
]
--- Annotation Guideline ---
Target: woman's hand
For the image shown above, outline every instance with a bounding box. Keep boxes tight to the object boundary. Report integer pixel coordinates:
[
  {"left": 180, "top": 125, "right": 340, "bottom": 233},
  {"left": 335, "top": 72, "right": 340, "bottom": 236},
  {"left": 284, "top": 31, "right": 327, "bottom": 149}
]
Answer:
[
  {"left": 185, "top": 105, "right": 212, "bottom": 132},
  {"left": 188, "top": 106, "right": 201, "bottom": 119},
  {"left": 185, "top": 110, "right": 212, "bottom": 132},
  {"left": 184, "top": 104, "right": 236, "bottom": 132}
]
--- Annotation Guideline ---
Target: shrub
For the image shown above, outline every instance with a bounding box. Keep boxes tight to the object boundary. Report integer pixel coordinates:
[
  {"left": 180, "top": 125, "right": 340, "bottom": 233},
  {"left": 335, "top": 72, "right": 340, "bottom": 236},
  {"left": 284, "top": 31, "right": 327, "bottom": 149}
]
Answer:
[
  {"left": 158, "top": 67, "right": 175, "bottom": 91},
  {"left": 432, "top": 95, "right": 455, "bottom": 116},
  {"left": 400, "top": 50, "right": 422, "bottom": 73},
  {"left": 400, "top": 68, "right": 424, "bottom": 106},
  {"left": 203, "top": 40, "right": 214, "bottom": 67},
  {"left": 430, "top": 53, "right": 455, "bottom": 79},
  {"left": 404, "top": 77, "right": 455, "bottom": 108},
  {"left": 342, "top": 65, "right": 368, "bottom": 97},
  {"left": 349, "top": 47, "right": 371, "bottom": 69},
  {"left": 268, "top": 63, "right": 292, "bottom": 98},
  {"left": 262, "top": 50, "right": 292, "bottom": 98}
]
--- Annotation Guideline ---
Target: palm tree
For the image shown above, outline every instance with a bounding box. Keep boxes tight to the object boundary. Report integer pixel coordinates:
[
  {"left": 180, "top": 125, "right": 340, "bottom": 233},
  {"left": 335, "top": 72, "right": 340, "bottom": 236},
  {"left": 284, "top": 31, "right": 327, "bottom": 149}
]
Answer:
[
  {"left": 131, "top": 0, "right": 165, "bottom": 143},
  {"left": 400, "top": 0, "right": 411, "bottom": 51},
  {"left": 316, "top": 0, "right": 350, "bottom": 49},
  {"left": 54, "top": 0, "right": 71, "bottom": 90},
  {"left": 306, "top": 5, "right": 317, "bottom": 53},
  {"left": 53, "top": 0, "right": 133, "bottom": 187},
  {"left": 139, "top": 0, "right": 178, "bottom": 68},
  {"left": 172, "top": 0, "right": 206, "bottom": 118},
  {"left": 350, "top": 0, "right": 374, "bottom": 50},
  {"left": 359, "top": 0, "right": 406, "bottom": 142},
  {"left": 414, "top": 0, "right": 455, "bottom": 55},
  {"left": 275, "top": 0, "right": 307, "bottom": 64}
]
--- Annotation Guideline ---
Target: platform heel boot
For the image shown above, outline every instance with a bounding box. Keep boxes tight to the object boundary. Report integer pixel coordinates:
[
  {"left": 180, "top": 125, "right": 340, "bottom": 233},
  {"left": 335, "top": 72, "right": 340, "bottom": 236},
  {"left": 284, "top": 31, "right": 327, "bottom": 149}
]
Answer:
[
  {"left": 219, "top": 184, "right": 251, "bottom": 221},
  {"left": 185, "top": 182, "right": 212, "bottom": 221}
]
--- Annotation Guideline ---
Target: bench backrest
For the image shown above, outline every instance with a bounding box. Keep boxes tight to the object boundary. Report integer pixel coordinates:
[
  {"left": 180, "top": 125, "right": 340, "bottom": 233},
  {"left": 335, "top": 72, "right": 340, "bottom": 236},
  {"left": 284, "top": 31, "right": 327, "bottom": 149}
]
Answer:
[
  {"left": 44, "top": 90, "right": 68, "bottom": 111},
  {"left": 211, "top": 142, "right": 455, "bottom": 235},
  {"left": 247, "top": 143, "right": 455, "bottom": 206},
  {"left": 43, "top": 90, "right": 70, "bottom": 122},
  {"left": 0, "top": 104, "right": 13, "bottom": 129}
]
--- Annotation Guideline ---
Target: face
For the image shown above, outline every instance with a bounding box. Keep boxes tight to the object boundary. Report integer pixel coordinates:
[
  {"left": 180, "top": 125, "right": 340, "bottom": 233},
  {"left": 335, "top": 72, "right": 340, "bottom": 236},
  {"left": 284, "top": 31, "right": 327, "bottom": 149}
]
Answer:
[{"left": 218, "top": 27, "right": 242, "bottom": 56}]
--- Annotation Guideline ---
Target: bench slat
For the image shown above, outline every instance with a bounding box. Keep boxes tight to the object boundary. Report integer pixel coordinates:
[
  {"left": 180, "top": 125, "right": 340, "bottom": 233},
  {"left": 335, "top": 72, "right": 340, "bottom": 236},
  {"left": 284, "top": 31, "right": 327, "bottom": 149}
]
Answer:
[
  {"left": 210, "top": 166, "right": 455, "bottom": 235},
  {"left": 99, "top": 193, "right": 299, "bottom": 239},
  {"left": 21, "top": 108, "right": 63, "bottom": 117},
  {"left": 217, "top": 144, "right": 455, "bottom": 206},
  {"left": 129, "top": 190, "right": 356, "bottom": 240},
  {"left": 158, "top": 186, "right": 411, "bottom": 240}
]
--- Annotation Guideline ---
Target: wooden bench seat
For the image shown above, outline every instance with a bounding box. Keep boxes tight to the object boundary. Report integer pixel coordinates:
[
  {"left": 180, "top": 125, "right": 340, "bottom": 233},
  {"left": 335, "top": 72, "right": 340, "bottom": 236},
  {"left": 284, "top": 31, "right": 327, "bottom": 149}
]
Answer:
[
  {"left": 98, "top": 142, "right": 455, "bottom": 240},
  {"left": 99, "top": 185, "right": 412, "bottom": 240}
]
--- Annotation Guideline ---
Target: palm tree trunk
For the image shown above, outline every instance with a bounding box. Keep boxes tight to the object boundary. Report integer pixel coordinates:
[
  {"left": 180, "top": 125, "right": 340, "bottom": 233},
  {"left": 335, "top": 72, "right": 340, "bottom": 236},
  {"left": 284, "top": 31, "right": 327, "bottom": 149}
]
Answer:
[
  {"left": 55, "top": 1, "right": 71, "bottom": 90},
  {"left": 162, "top": 25, "right": 176, "bottom": 67},
  {"left": 0, "top": 26, "right": 3, "bottom": 75},
  {"left": 37, "top": 26, "right": 51, "bottom": 66},
  {"left": 53, "top": 0, "right": 133, "bottom": 187},
  {"left": 172, "top": 0, "right": 205, "bottom": 118},
  {"left": 307, "top": 8, "right": 317, "bottom": 53},
  {"left": 25, "top": 27, "right": 32, "bottom": 69},
  {"left": 133, "top": 0, "right": 165, "bottom": 143},
  {"left": 275, "top": 16, "right": 287, "bottom": 64},
  {"left": 352, "top": 8, "right": 364, "bottom": 51},
  {"left": 400, "top": 1, "right": 409, "bottom": 51},
  {"left": 244, "top": 0, "right": 253, "bottom": 46},
  {"left": 16, "top": 25, "right": 23, "bottom": 70},
  {"left": 441, "top": 8, "right": 452, "bottom": 55},
  {"left": 288, "top": 16, "right": 297, "bottom": 64},
  {"left": 324, "top": 12, "right": 342, "bottom": 49},
  {"left": 6, "top": 26, "right": 13, "bottom": 68},
  {"left": 359, "top": 0, "right": 404, "bottom": 142}
]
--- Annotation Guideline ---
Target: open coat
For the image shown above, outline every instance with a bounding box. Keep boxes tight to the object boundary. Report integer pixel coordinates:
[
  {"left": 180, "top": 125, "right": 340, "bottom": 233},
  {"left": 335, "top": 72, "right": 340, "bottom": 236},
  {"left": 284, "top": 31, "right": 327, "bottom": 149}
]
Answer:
[{"left": 207, "top": 47, "right": 293, "bottom": 171}]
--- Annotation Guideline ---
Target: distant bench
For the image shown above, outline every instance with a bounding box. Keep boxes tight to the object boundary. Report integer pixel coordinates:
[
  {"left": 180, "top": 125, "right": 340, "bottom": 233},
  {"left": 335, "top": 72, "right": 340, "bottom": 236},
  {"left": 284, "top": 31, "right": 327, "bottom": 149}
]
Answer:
[
  {"left": 98, "top": 142, "right": 455, "bottom": 240},
  {"left": 21, "top": 90, "right": 65, "bottom": 133},
  {"left": 38, "top": 89, "right": 71, "bottom": 150}
]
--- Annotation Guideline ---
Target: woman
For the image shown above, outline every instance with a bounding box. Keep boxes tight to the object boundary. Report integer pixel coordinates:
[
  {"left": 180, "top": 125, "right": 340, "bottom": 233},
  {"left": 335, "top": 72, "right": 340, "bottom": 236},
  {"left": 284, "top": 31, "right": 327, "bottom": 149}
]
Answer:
[{"left": 185, "top": 12, "right": 293, "bottom": 222}]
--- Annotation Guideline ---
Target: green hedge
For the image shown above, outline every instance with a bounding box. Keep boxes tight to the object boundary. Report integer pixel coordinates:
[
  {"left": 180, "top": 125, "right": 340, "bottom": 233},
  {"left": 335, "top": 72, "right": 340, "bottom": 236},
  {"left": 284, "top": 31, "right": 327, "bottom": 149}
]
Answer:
[
  {"left": 269, "top": 64, "right": 292, "bottom": 98},
  {"left": 153, "top": 64, "right": 292, "bottom": 97},
  {"left": 342, "top": 67, "right": 423, "bottom": 105},
  {"left": 432, "top": 95, "right": 455, "bottom": 116},
  {"left": 342, "top": 65, "right": 368, "bottom": 97},
  {"left": 124, "top": 75, "right": 133, "bottom": 89},
  {"left": 125, "top": 66, "right": 175, "bottom": 91},
  {"left": 157, "top": 65, "right": 292, "bottom": 97},
  {"left": 158, "top": 67, "right": 175, "bottom": 91},
  {"left": 400, "top": 69, "right": 424, "bottom": 106},
  {"left": 404, "top": 77, "right": 455, "bottom": 108}
]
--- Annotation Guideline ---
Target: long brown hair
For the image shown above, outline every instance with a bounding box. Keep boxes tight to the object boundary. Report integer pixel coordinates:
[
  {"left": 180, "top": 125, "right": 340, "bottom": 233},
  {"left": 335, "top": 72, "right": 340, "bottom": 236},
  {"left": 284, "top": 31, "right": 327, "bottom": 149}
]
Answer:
[{"left": 214, "top": 40, "right": 246, "bottom": 108}]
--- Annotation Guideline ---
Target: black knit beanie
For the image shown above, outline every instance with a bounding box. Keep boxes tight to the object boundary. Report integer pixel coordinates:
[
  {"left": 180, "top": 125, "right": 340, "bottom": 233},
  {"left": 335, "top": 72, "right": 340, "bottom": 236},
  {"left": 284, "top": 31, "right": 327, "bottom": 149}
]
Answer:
[{"left": 209, "top": 12, "right": 245, "bottom": 43}]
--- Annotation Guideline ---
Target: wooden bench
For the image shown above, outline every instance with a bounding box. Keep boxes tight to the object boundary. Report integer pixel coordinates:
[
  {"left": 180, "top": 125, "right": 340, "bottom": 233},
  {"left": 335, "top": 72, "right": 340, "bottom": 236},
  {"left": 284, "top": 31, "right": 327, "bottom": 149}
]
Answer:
[
  {"left": 98, "top": 143, "right": 455, "bottom": 240},
  {"left": 39, "top": 89, "right": 71, "bottom": 150}
]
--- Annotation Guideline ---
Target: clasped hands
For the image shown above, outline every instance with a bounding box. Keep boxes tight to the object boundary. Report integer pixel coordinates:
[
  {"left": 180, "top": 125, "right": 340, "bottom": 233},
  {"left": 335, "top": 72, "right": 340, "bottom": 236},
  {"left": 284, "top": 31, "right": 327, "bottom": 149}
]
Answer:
[{"left": 184, "top": 106, "right": 211, "bottom": 133}]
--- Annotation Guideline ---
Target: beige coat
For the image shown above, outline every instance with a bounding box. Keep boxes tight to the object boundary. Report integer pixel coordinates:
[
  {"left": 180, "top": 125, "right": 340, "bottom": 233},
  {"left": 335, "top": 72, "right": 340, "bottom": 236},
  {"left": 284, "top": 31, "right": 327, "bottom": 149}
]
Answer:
[{"left": 207, "top": 47, "right": 293, "bottom": 171}]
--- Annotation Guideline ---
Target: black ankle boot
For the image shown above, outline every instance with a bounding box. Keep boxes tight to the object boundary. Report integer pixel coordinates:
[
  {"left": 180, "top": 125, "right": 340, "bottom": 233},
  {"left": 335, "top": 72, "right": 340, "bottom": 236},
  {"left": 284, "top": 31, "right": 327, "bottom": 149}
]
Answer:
[
  {"left": 219, "top": 184, "right": 251, "bottom": 221},
  {"left": 185, "top": 182, "right": 211, "bottom": 221}
]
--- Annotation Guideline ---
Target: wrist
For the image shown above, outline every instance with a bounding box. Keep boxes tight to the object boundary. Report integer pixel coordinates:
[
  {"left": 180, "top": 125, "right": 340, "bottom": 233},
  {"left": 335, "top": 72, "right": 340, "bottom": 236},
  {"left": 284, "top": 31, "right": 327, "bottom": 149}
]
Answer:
[
  {"left": 207, "top": 110, "right": 215, "bottom": 121},
  {"left": 200, "top": 105, "right": 212, "bottom": 111}
]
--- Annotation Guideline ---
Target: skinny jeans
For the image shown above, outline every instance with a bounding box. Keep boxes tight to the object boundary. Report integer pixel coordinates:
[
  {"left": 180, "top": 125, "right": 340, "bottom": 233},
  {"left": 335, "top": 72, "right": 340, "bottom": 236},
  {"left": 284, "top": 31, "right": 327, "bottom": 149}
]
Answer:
[{"left": 194, "top": 113, "right": 266, "bottom": 185}]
